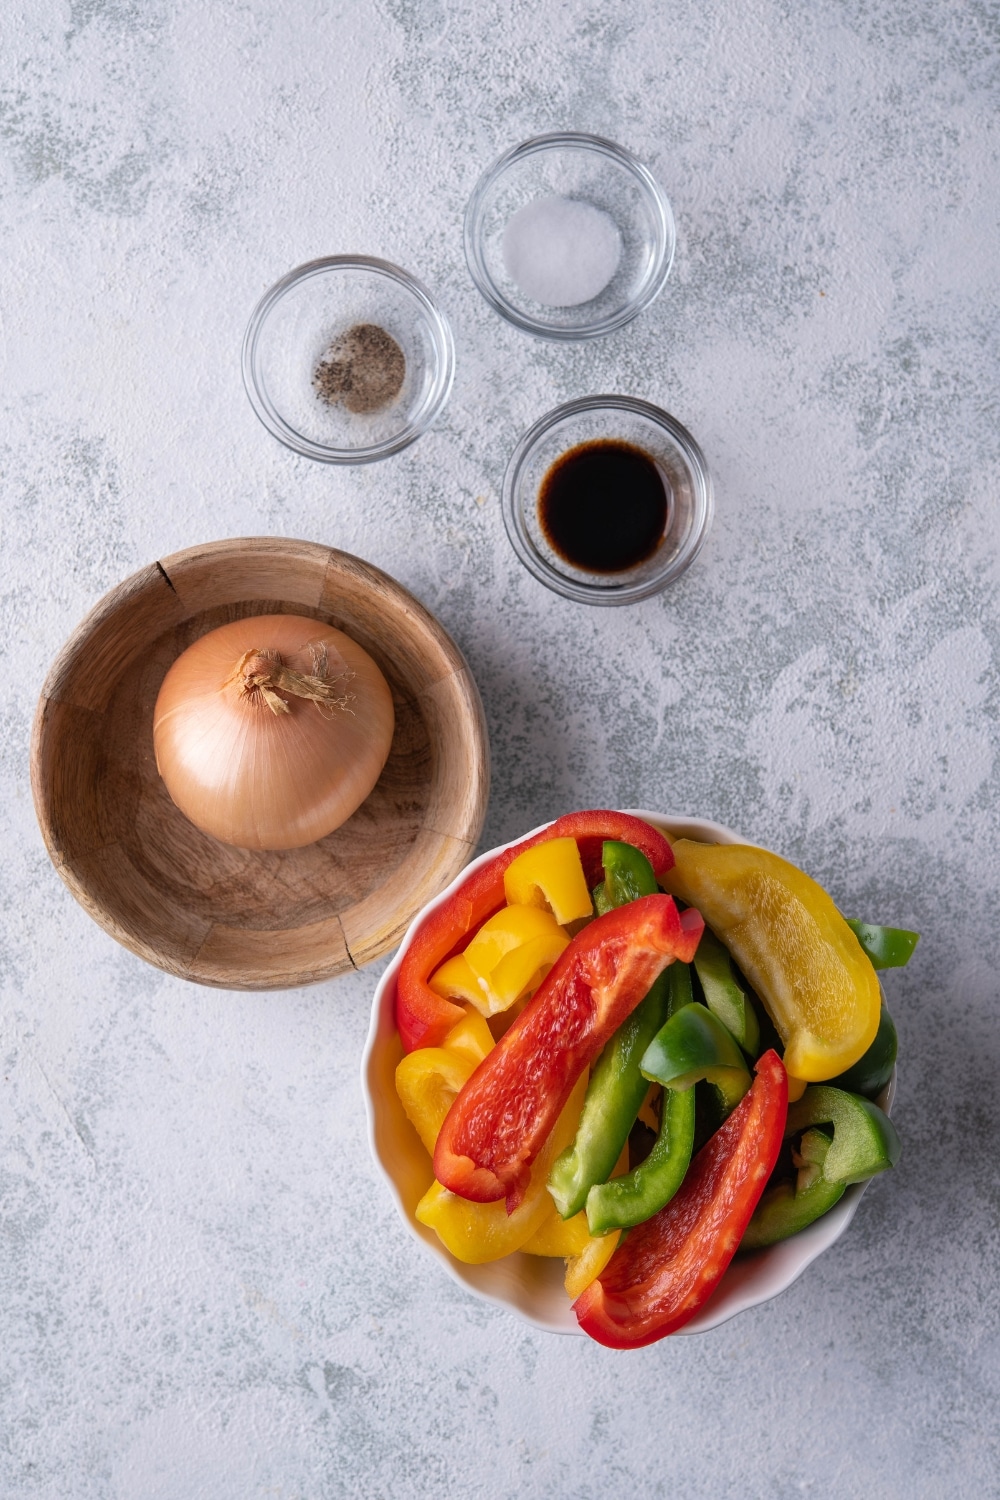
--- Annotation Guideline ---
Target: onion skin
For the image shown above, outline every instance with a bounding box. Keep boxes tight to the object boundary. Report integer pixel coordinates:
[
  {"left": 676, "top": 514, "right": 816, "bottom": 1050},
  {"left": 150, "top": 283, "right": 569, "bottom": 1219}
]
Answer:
[{"left": 153, "top": 615, "right": 395, "bottom": 851}]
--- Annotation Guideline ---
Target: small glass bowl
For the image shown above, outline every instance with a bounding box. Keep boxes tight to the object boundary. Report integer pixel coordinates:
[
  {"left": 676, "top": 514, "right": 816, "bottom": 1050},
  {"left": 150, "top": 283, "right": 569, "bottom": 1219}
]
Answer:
[
  {"left": 242, "top": 256, "right": 455, "bottom": 464},
  {"left": 464, "top": 132, "right": 675, "bottom": 340},
  {"left": 502, "top": 395, "right": 713, "bottom": 605}
]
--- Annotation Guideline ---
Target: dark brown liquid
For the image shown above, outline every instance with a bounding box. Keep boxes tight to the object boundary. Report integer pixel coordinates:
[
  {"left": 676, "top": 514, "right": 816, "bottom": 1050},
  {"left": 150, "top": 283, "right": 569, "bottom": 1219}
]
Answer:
[{"left": 539, "top": 440, "right": 668, "bottom": 573}]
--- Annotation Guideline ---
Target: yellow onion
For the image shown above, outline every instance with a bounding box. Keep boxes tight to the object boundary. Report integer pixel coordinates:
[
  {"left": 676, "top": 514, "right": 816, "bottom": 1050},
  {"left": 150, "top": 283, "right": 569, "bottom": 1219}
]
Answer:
[{"left": 153, "top": 614, "right": 395, "bottom": 850}]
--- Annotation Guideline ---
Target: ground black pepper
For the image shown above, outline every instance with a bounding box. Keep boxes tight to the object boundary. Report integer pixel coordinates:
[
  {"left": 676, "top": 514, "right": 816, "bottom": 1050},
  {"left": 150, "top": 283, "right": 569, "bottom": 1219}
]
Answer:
[{"left": 313, "top": 323, "right": 406, "bottom": 415}]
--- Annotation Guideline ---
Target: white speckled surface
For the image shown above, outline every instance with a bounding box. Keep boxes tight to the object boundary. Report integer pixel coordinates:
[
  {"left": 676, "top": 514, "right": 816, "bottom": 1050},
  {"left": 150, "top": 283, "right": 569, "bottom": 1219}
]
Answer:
[{"left": 2, "top": 2, "right": 998, "bottom": 1495}]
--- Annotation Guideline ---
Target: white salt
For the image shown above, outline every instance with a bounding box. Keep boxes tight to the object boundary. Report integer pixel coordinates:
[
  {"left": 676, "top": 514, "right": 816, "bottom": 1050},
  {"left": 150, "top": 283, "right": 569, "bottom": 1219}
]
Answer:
[{"left": 501, "top": 195, "right": 622, "bottom": 308}]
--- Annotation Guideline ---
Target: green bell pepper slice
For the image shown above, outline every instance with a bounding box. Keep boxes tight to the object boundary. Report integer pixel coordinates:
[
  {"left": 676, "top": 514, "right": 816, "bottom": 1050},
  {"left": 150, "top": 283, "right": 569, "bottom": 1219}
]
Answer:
[
  {"left": 665, "top": 949, "right": 694, "bottom": 1015},
  {"left": 592, "top": 839, "right": 657, "bottom": 915},
  {"left": 548, "top": 841, "right": 668, "bottom": 1219},
  {"left": 692, "top": 927, "right": 760, "bottom": 1055},
  {"left": 828, "top": 1000, "right": 897, "bottom": 1098},
  {"left": 583, "top": 959, "right": 696, "bottom": 1233},
  {"left": 741, "top": 1128, "right": 845, "bottom": 1251},
  {"left": 741, "top": 1084, "right": 900, "bottom": 1250},
  {"left": 585, "top": 1079, "right": 695, "bottom": 1235},
  {"left": 641, "top": 1001, "right": 752, "bottom": 1117},
  {"left": 788, "top": 1085, "right": 900, "bottom": 1183},
  {"left": 846, "top": 919, "right": 919, "bottom": 970}
]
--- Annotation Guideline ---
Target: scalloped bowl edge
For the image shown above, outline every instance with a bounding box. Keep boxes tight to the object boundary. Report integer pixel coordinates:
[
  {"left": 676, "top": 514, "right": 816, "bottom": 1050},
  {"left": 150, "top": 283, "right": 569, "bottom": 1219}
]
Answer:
[{"left": 361, "top": 810, "right": 895, "bottom": 1338}]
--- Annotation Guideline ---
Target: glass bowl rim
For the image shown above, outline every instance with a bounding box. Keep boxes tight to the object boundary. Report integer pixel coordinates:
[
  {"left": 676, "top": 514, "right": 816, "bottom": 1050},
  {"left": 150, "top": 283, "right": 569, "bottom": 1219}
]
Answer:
[
  {"left": 501, "top": 393, "right": 714, "bottom": 605},
  {"left": 241, "top": 254, "right": 456, "bottom": 465},
  {"left": 463, "top": 131, "right": 676, "bottom": 341}
]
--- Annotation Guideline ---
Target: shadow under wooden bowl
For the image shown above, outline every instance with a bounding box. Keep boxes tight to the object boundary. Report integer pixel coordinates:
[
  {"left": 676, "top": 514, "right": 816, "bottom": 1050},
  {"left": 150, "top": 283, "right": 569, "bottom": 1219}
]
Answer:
[{"left": 31, "top": 538, "right": 490, "bottom": 990}]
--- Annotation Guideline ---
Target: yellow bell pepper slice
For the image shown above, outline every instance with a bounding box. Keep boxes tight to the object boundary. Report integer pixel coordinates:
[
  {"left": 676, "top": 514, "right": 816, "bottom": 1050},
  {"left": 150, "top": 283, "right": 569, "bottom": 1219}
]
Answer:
[
  {"left": 463, "top": 904, "right": 566, "bottom": 980},
  {"left": 662, "top": 841, "right": 880, "bottom": 1081},
  {"left": 431, "top": 905, "right": 570, "bottom": 1017},
  {"left": 564, "top": 1227, "right": 621, "bottom": 1299},
  {"left": 395, "top": 1007, "right": 495, "bottom": 1159},
  {"left": 503, "top": 837, "right": 593, "bottom": 925},
  {"left": 428, "top": 954, "right": 483, "bottom": 1008},
  {"left": 522, "top": 1209, "right": 592, "bottom": 1258},
  {"left": 415, "top": 1072, "right": 588, "bottom": 1263},
  {"left": 442, "top": 1006, "right": 495, "bottom": 1066},
  {"left": 486, "top": 929, "right": 570, "bottom": 1011},
  {"left": 524, "top": 1141, "right": 626, "bottom": 1297},
  {"left": 395, "top": 1047, "right": 477, "bottom": 1156}
]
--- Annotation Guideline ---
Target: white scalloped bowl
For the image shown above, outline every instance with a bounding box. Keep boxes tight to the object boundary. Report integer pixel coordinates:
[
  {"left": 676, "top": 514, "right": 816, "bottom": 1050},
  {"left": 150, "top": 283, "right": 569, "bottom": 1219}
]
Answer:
[{"left": 362, "top": 811, "right": 895, "bottom": 1338}]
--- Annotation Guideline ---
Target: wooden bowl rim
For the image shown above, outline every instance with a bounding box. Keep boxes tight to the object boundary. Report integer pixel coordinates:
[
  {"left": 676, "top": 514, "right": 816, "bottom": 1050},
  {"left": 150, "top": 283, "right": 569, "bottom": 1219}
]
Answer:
[{"left": 31, "top": 538, "right": 490, "bottom": 989}]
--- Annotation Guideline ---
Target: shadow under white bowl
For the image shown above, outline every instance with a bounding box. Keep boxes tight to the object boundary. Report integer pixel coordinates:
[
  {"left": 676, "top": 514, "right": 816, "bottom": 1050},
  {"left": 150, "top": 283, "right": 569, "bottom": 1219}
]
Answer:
[{"left": 362, "top": 811, "right": 895, "bottom": 1337}]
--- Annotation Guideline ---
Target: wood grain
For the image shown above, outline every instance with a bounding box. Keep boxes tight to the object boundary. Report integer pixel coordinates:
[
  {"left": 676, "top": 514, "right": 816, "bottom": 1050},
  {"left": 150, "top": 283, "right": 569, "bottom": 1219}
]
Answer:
[{"left": 30, "top": 540, "right": 490, "bottom": 989}]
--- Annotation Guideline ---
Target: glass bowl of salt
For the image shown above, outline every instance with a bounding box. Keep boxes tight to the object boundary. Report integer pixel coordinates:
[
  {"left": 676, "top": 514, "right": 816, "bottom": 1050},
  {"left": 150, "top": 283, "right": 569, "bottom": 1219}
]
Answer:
[
  {"left": 242, "top": 256, "right": 455, "bottom": 463},
  {"left": 464, "top": 133, "right": 675, "bottom": 341}
]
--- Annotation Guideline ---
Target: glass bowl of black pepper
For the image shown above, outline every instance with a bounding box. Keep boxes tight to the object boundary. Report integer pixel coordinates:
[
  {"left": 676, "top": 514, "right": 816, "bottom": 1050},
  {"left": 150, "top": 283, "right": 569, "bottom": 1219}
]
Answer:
[
  {"left": 242, "top": 256, "right": 455, "bottom": 463},
  {"left": 502, "top": 395, "right": 713, "bottom": 605},
  {"left": 465, "top": 133, "right": 675, "bottom": 340}
]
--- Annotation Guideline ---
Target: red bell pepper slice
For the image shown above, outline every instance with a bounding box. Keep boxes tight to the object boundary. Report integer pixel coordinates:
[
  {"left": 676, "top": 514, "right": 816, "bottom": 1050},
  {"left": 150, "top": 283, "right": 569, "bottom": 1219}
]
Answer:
[
  {"left": 395, "top": 810, "right": 674, "bottom": 1053},
  {"left": 573, "top": 1049, "right": 788, "bottom": 1348},
  {"left": 433, "top": 893, "right": 704, "bottom": 1212}
]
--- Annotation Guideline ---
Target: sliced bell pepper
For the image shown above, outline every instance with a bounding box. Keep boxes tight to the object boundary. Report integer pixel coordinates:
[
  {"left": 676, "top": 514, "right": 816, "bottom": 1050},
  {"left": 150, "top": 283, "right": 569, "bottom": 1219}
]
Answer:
[
  {"left": 521, "top": 1212, "right": 624, "bottom": 1300},
  {"left": 415, "top": 1072, "right": 588, "bottom": 1264},
  {"left": 564, "top": 1228, "right": 622, "bottom": 1299},
  {"left": 440, "top": 1007, "right": 495, "bottom": 1067},
  {"left": 487, "top": 930, "right": 571, "bottom": 1012},
  {"left": 828, "top": 1000, "right": 897, "bottom": 1098},
  {"left": 463, "top": 905, "right": 567, "bottom": 982},
  {"left": 740, "top": 1127, "right": 845, "bottom": 1251},
  {"left": 522, "top": 1208, "right": 593, "bottom": 1257},
  {"left": 640, "top": 1002, "right": 752, "bottom": 1116},
  {"left": 580, "top": 956, "right": 697, "bottom": 1234},
  {"left": 503, "top": 837, "right": 593, "bottom": 925},
  {"left": 741, "top": 1083, "right": 899, "bottom": 1250},
  {"left": 529, "top": 1142, "right": 628, "bottom": 1295},
  {"left": 574, "top": 1049, "right": 788, "bottom": 1348},
  {"left": 547, "top": 969, "right": 671, "bottom": 1218},
  {"left": 845, "top": 920, "right": 919, "bottom": 971},
  {"left": 585, "top": 1081, "right": 695, "bottom": 1235},
  {"left": 547, "top": 840, "right": 669, "bottom": 1219},
  {"left": 434, "top": 893, "right": 704, "bottom": 1212},
  {"left": 785, "top": 1084, "right": 900, "bottom": 1183},
  {"left": 395, "top": 1046, "right": 479, "bottom": 1156},
  {"left": 692, "top": 927, "right": 760, "bottom": 1055},
  {"left": 431, "top": 905, "right": 570, "bottom": 1016},
  {"left": 665, "top": 953, "right": 694, "bottom": 1015},
  {"left": 594, "top": 839, "right": 661, "bottom": 914},
  {"left": 427, "top": 955, "right": 484, "bottom": 1009},
  {"left": 395, "top": 811, "right": 674, "bottom": 1052},
  {"left": 394, "top": 1006, "right": 496, "bottom": 1155},
  {"left": 662, "top": 841, "right": 881, "bottom": 1081}
]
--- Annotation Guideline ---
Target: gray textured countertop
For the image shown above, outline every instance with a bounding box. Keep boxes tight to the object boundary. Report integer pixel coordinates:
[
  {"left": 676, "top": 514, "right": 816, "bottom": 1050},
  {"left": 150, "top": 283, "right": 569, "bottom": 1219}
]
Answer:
[{"left": 2, "top": 2, "right": 998, "bottom": 1495}]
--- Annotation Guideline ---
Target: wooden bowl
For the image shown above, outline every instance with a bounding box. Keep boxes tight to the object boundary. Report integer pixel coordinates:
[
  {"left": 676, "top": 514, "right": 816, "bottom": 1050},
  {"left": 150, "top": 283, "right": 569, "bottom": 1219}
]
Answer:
[{"left": 31, "top": 538, "right": 490, "bottom": 989}]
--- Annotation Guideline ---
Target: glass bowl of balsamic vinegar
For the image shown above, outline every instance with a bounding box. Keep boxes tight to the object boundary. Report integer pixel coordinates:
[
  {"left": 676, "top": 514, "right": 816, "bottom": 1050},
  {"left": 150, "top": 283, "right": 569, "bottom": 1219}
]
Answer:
[{"left": 501, "top": 396, "right": 713, "bottom": 605}]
